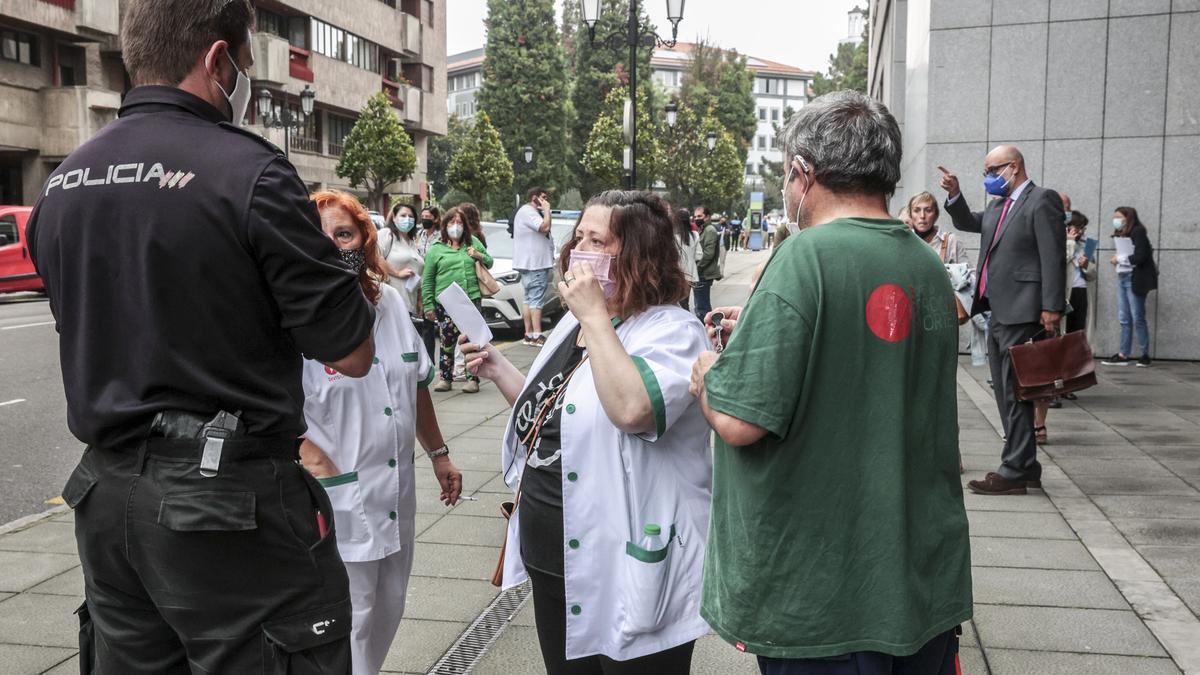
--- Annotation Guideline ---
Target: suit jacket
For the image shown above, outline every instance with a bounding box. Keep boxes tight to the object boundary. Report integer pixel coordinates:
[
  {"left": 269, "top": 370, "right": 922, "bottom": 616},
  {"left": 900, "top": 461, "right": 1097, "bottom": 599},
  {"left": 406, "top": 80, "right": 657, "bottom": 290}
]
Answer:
[
  {"left": 1126, "top": 223, "right": 1159, "bottom": 296},
  {"left": 945, "top": 181, "right": 1066, "bottom": 325}
]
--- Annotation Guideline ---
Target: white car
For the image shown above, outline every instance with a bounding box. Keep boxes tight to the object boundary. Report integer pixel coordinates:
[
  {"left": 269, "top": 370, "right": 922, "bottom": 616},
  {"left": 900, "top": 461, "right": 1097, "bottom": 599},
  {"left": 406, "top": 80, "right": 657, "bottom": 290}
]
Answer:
[{"left": 479, "top": 214, "right": 578, "bottom": 332}]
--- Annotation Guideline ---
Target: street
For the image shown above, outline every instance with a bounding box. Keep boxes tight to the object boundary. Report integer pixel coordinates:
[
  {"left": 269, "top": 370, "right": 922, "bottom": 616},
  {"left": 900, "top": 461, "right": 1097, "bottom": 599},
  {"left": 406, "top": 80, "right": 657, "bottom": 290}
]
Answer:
[{"left": 0, "top": 294, "right": 81, "bottom": 524}]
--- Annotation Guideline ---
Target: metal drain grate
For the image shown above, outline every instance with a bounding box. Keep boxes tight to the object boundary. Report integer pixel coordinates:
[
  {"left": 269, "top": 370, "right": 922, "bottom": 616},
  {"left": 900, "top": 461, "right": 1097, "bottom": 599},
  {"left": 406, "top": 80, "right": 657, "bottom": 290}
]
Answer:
[{"left": 427, "top": 580, "right": 532, "bottom": 674}]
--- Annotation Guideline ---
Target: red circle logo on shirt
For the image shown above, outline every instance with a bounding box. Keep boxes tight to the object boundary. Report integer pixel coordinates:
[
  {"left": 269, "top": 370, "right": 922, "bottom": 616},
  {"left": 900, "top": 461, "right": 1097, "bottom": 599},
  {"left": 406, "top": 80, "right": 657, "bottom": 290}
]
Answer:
[
  {"left": 324, "top": 366, "right": 338, "bottom": 376},
  {"left": 865, "top": 284, "right": 912, "bottom": 343}
]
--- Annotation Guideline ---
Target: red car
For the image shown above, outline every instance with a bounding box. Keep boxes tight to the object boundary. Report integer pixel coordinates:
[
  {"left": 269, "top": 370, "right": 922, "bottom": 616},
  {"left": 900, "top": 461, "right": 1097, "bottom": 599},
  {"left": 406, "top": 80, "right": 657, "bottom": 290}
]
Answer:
[{"left": 0, "top": 206, "right": 43, "bottom": 294}]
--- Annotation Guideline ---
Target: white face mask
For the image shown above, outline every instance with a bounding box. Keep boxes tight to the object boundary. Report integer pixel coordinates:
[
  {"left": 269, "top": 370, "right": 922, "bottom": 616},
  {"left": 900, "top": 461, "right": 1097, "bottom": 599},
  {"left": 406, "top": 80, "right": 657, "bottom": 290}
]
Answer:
[
  {"left": 447, "top": 224, "right": 464, "bottom": 240},
  {"left": 214, "top": 49, "right": 251, "bottom": 127}
]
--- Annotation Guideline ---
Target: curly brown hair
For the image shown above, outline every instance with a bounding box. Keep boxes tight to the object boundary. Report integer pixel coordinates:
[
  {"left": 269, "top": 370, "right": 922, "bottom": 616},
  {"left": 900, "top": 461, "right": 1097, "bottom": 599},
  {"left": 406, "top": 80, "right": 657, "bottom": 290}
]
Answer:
[
  {"left": 311, "top": 190, "right": 387, "bottom": 305},
  {"left": 558, "top": 191, "right": 690, "bottom": 319}
]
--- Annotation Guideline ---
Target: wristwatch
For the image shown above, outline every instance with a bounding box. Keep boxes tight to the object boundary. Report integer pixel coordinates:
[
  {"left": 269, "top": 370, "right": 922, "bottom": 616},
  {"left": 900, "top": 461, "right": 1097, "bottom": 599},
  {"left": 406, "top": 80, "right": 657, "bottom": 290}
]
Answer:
[{"left": 425, "top": 444, "right": 450, "bottom": 459}]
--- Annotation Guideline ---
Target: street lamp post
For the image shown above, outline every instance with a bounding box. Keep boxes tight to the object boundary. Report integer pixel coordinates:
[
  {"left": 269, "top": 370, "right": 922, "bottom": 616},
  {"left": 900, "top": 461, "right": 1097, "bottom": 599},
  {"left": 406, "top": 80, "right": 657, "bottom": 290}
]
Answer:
[
  {"left": 581, "top": 0, "right": 684, "bottom": 189},
  {"left": 516, "top": 146, "right": 534, "bottom": 209},
  {"left": 256, "top": 85, "right": 315, "bottom": 158}
]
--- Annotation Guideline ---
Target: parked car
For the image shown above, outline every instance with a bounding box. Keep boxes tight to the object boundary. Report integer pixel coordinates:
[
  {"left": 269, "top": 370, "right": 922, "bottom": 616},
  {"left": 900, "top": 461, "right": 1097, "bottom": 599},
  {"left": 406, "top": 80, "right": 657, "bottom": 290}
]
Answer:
[
  {"left": 368, "top": 210, "right": 387, "bottom": 230},
  {"left": 479, "top": 215, "right": 577, "bottom": 332},
  {"left": 0, "top": 206, "right": 43, "bottom": 294}
]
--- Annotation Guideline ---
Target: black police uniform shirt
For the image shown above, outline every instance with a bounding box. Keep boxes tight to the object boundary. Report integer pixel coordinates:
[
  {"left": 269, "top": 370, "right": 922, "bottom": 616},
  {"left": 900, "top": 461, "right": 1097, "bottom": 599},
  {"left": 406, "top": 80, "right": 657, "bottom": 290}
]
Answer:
[{"left": 27, "top": 86, "right": 374, "bottom": 449}]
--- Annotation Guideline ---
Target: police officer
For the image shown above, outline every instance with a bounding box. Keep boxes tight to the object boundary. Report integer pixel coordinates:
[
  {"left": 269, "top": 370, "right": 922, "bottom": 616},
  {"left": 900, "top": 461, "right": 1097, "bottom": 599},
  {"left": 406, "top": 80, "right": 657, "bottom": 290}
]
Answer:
[{"left": 26, "top": 1, "right": 375, "bottom": 671}]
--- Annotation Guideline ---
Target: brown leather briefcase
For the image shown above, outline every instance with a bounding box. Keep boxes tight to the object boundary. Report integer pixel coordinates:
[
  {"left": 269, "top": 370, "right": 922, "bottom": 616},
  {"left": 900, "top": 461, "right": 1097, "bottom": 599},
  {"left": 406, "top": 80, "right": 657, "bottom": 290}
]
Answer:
[{"left": 1009, "top": 330, "right": 1098, "bottom": 401}]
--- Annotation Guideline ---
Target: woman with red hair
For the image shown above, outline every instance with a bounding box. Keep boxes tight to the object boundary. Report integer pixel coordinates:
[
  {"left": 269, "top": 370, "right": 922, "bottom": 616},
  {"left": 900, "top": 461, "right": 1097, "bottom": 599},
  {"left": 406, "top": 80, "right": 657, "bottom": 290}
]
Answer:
[
  {"left": 302, "top": 190, "right": 463, "bottom": 675},
  {"left": 461, "top": 191, "right": 713, "bottom": 672}
]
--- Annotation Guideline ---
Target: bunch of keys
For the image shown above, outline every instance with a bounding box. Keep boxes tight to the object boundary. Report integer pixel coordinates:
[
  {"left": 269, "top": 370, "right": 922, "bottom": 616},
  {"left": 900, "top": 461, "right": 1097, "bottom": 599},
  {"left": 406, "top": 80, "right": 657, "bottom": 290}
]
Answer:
[{"left": 710, "top": 311, "right": 725, "bottom": 353}]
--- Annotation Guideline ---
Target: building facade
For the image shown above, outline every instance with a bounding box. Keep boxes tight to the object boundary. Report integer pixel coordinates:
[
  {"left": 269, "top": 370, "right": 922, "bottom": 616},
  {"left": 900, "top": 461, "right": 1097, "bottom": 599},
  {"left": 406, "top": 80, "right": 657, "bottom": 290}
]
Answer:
[
  {"left": 869, "top": 0, "right": 1200, "bottom": 361},
  {"left": 447, "top": 48, "right": 483, "bottom": 119},
  {"left": 650, "top": 42, "right": 815, "bottom": 180},
  {"left": 0, "top": 0, "right": 446, "bottom": 206}
]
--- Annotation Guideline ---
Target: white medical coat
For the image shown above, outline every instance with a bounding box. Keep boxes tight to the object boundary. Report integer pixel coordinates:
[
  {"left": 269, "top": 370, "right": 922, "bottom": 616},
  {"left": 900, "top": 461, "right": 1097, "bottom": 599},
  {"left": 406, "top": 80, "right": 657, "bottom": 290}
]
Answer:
[
  {"left": 499, "top": 305, "right": 714, "bottom": 661},
  {"left": 302, "top": 284, "right": 434, "bottom": 563}
]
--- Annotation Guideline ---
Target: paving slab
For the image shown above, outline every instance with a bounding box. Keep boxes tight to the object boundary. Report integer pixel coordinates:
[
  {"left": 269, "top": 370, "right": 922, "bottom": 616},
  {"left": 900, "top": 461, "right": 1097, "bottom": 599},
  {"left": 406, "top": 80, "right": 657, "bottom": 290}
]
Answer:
[
  {"left": 691, "top": 633, "right": 758, "bottom": 674},
  {"left": 0, "top": 552, "right": 80, "bottom": 594},
  {"left": 959, "top": 646, "right": 987, "bottom": 674},
  {"left": 411, "top": 542, "right": 501, "bottom": 582},
  {"left": 0, "top": 522, "right": 77, "bottom": 555},
  {"left": 471, "top": 624, "right": 549, "bottom": 674},
  {"left": 0, "top": 644, "right": 76, "bottom": 674},
  {"left": 0, "top": 593, "right": 82, "bottom": 648},
  {"left": 1070, "top": 475, "right": 1198, "bottom": 496},
  {"left": 965, "top": 510, "right": 1077, "bottom": 540},
  {"left": 973, "top": 605, "right": 1166, "bottom": 656},
  {"left": 402, "top": 576, "right": 501, "bottom": 623},
  {"left": 971, "top": 567, "right": 1129, "bottom": 610},
  {"left": 41, "top": 654, "right": 80, "bottom": 675},
  {"left": 1053, "top": 458, "right": 1178, "bottom": 477},
  {"left": 1092, "top": 495, "right": 1200, "bottom": 520},
  {"left": 380, "top": 618, "right": 467, "bottom": 673},
  {"left": 968, "top": 537, "right": 1101, "bottom": 571},
  {"left": 964, "top": 493, "right": 1059, "bottom": 512},
  {"left": 1110, "top": 518, "right": 1200, "bottom": 546},
  {"left": 416, "top": 514, "right": 506, "bottom": 548},
  {"left": 25, "top": 565, "right": 83, "bottom": 597},
  {"left": 984, "top": 648, "right": 1181, "bottom": 675}
]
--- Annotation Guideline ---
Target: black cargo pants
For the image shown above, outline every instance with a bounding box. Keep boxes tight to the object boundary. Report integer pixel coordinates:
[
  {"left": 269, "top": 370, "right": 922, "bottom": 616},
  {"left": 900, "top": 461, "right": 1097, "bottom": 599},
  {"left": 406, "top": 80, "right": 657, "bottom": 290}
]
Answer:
[{"left": 65, "top": 440, "right": 352, "bottom": 674}]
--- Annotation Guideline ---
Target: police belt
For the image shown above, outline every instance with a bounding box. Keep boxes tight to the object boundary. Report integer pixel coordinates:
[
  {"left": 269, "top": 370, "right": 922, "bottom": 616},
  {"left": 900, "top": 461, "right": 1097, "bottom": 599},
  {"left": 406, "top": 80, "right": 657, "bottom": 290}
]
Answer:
[{"left": 145, "top": 410, "right": 299, "bottom": 471}]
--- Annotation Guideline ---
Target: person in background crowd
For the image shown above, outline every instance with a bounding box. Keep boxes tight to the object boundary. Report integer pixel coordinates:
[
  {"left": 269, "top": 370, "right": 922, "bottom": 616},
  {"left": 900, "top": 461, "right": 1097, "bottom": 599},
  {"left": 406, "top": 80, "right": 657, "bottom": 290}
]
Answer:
[
  {"left": 1030, "top": 191, "right": 1076, "bottom": 437},
  {"left": 303, "top": 190, "right": 463, "bottom": 675},
  {"left": 416, "top": 206, "right": 441, "bottom": 258},
  {"left": 674, "top": 207, "right": 699, "bottom": 311},
  {"left": 462, "top": 190, "right": 711, "bottom": 674},
  {"left": 940, "top": 145, "right": 1065, "bottom": 496},
  {"left": 381, "top": 203, "right": 437, "bottom": 361},
  {"left": 460, "top": 201, "right": 487, "bottom": 248},
  {"left": 1064, "top": 210, "right": 1097, "bottom": 339},
  {"left": 909, "top": 191, "right": 970, "bottom": 265},
  {"left": 691, "top": 90, "right": 971, "bottom": 674},
  {"left": 513, "top": 187, "right": 556, "bottom": 347},
  {"left": 422, "top": 206, "right": 493, "bottom": 393},
  {"left": 694, "top": 206, "right": 721, "bottom": 321},
  {"left": 728, "top": 214, "right": 743, "bottom": 251},
  {"left": 716, "top": 212, "right": 730, "bottom": 274},
  {"left": 1102, "top": 206, "right": 1158, "bottom": 367},
  {"left": 765, "top": 214, "right": 778, "bottom": 249}
]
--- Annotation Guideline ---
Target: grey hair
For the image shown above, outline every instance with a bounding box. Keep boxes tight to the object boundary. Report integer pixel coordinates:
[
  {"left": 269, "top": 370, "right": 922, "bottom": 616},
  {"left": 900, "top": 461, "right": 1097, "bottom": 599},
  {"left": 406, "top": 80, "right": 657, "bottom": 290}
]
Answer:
[{"left": 778, "top": 90, "right": 902, "bottom": 197}]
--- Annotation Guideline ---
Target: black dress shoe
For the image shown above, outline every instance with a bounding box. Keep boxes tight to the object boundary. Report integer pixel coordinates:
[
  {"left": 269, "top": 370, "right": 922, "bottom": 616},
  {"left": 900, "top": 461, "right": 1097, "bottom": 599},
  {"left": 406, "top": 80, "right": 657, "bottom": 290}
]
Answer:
[{"left": 968, "top": 472, "right": 1028, "bottom": 496}]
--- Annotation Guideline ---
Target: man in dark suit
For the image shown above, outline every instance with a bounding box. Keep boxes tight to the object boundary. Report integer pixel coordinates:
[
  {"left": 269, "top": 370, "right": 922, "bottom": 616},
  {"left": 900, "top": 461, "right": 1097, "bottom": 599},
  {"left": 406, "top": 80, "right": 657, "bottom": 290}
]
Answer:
[{"left": 939, "top": 145, "right": 1066, "bottom": 496}]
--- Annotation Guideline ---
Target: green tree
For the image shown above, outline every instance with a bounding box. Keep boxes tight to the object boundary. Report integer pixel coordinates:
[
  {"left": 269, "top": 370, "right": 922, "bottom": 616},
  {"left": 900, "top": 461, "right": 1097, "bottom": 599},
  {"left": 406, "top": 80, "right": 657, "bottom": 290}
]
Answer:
[
  {"left": 567, "top": 0, "right": 654, "bottom": 198},
  {"left": 812, "top": 18, "right": 869, "bottom": 96},
  {"left": 691, "top": 115, "right": 744, "bottom": 214},
  {"left": 335, "top": 92, "right": 417, "bottom": 212},
  {"left": 678, "top": 39, "right": 756, "bottom": 155},
  {"left": 477, "top": 0, "right": 570, "bottom": 197},
  {"left": 657, "top": 100, "right": 705, "bottom": 205},
  {"left": 447, "top": 110, "right": 514, "bottom": 206},
  {"left": 582, "top": 86, "right": 659, "bottom": 191},
  {"left": 427, "top": 114, "right": 469, "bottom": 201}
]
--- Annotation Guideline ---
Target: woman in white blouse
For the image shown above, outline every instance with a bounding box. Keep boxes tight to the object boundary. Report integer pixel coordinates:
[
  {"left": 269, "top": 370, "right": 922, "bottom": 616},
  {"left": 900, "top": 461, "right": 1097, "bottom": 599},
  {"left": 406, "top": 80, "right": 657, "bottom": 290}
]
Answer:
[
  {"left": 379, "top": 202, "right": 436, "bottom": 360},
  {"left": 301, "top": 190, "right": 463, "bottom": 675}
]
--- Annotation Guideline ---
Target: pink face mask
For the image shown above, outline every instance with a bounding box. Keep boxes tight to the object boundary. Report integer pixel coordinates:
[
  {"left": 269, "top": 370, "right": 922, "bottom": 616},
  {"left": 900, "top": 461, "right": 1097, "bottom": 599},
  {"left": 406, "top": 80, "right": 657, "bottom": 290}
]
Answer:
[{"left": 568, "top": 249, "right": 617, "bottom": 298}]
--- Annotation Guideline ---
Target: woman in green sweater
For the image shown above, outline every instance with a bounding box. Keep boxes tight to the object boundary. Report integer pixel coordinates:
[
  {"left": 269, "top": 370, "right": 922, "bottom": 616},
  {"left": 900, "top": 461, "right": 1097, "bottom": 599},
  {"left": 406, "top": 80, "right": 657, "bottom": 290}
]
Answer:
[{"left": 422, "top": 205, "right": 493, "bottom": 393}]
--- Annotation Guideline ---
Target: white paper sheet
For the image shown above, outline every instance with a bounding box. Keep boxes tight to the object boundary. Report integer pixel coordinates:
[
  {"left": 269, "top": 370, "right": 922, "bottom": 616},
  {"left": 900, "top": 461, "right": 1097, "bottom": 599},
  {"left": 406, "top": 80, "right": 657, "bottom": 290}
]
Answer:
[
  {"left": 436, "top": 282, "right": 493, "bottom": 346},
  {"left": 1114, "top": 237, "right": 1134, "bottom": 259},
  {"left": 404, "top": 272, "right": 421, "bottom": 294}
]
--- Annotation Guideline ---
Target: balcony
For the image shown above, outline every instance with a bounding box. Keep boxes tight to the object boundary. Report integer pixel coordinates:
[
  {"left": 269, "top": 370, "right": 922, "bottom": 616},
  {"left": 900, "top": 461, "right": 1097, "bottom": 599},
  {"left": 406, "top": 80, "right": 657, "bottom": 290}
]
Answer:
[
  {"left": 398, "top": 12, "right": 421, "bottom": 58},
  {"left": 39, "top": 86, "right": 121, "bottom": 157},
  {"left": 289, "top": 47, "right": 315, "bottom": 83},
  {"left": 382, "top": 78, "right": 406, "bottom": 111},
  {"left": 75, "top": 0, "right": 119, "bottom": 37},
  {"left": 248, "top": 33, "right": 292, "bottom": 86},
  {"left": 404, "top": 85, "right": 421, "bottom": 124}
]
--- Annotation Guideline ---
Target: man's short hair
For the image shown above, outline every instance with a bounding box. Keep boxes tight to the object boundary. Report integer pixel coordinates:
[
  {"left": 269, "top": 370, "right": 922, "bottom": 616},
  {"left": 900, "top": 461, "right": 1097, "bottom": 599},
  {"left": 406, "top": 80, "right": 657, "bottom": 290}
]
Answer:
[
  {"left": 527, "top": 187, "right": 546, "bottom": 202},
  {"left": 778, "top": 90, "right": 902, "bottom": 197},
  {"left": 694, "top": 205, "right": 711, "bottom": 217},
  {"left": 122, "top": 0, "right": 255, "bottom": 86}
]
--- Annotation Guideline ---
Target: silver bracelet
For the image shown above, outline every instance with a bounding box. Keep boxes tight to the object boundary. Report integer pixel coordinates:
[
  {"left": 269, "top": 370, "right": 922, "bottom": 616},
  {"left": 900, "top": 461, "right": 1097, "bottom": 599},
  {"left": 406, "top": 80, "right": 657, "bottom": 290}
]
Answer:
[{"left": 425, "top": 444, "right": 450, "bottom": 459}]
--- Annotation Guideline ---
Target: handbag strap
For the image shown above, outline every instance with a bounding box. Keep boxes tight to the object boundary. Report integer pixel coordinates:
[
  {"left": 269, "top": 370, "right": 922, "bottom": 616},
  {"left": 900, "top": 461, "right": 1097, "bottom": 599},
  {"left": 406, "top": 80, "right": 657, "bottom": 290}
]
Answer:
[
  {"left": 939, "top": 232, "right": 950, "bottom": 263},
  {"left": 509, "top": 354, "right": 590, "bottom": 516}
]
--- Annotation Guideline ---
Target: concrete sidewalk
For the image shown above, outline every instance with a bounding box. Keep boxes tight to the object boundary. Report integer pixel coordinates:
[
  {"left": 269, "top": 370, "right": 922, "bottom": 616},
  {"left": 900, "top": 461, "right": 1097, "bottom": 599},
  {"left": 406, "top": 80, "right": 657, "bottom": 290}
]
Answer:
[{"left": 1, "top": 248, "right": 1197, "bottom": 674}]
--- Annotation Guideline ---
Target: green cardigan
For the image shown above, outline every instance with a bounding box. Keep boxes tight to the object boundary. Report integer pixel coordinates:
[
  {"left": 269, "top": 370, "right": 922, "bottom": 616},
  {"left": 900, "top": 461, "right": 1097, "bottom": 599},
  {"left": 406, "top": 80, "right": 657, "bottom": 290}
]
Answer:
[{"left": 422, "top": 236, "right": 493, "bottom": 312}]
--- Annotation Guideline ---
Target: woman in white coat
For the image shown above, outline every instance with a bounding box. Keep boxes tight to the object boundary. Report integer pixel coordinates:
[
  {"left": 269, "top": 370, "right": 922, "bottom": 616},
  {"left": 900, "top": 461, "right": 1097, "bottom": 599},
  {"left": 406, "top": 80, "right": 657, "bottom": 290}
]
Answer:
[
  {"left": 462, "top": 191, "right": 712, "bottom": 674},
  {"left": 301, "top": 190, "right": 464, "bottom": 675}
]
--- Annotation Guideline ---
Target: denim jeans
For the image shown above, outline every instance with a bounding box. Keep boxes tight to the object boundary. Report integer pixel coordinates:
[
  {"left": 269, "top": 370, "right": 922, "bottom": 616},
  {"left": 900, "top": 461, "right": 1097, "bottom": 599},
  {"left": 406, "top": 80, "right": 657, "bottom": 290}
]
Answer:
[
  {"left": 693, "top": 279, "right": 714, "bottom": 321},
  {"left": 1116, "top": 272, "right": 1149, "bottom": 356}
]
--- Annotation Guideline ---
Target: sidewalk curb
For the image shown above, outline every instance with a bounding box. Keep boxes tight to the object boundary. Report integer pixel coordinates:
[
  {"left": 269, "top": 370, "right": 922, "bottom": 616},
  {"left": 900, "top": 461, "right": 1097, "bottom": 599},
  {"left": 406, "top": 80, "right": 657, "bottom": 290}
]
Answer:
[
  {"left": 956, "top": 366, "right": 1200, "bottom": 674},
  {"left": 0, "top": 503, "right": 70, "bottom": 536}
]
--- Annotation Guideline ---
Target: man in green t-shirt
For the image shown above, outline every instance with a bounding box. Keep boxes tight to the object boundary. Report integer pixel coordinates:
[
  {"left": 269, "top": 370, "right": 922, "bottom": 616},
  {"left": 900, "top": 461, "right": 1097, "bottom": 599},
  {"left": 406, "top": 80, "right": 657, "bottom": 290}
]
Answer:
[{"left": 689, "top": 90, "right": 972, "bottom": 674}]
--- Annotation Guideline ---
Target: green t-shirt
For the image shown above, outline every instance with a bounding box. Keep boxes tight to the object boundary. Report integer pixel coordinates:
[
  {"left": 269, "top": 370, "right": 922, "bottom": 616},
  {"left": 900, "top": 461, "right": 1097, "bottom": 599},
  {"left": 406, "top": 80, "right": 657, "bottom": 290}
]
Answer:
[{"left": 701, "top": 217, "right": 972, "bottom": 659}]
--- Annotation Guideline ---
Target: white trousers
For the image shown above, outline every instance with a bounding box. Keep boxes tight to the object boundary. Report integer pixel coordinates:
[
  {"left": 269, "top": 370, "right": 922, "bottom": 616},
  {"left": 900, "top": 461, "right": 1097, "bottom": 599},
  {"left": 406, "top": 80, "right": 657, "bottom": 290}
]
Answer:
[{"left": 345, "top": 545, "right": 416, "bottom": 675}]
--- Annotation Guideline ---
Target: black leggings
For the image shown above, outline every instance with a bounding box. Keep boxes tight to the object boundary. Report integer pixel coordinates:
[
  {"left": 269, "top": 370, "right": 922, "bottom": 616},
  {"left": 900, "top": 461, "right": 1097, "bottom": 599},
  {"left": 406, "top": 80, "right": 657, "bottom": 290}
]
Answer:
[
  {"left": 1066, "top": 287, "right": 1088, "bottom": 334},
  {"left": 526, "top": 566, "right": 695, "bottom": 674}
]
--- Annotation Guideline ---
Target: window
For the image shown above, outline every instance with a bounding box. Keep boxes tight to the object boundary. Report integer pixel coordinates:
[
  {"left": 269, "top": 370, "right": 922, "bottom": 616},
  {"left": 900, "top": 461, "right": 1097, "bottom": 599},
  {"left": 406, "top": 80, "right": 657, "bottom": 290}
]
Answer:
[
  {"left": 757, "top": 135, "right": 767, "bottom": 150},
  {"left": 0, "top": 215, "right": 18, "bottom": 247},
  {"left": 327, "top": 113, "right": 355, "bottom": 157},
  {"left": 771, "top": 108, "right": 779, "bottom": 122},
  {"left": 1, "top": 28, "right": 39, "bottom": 66},
  {"left": 745, "top": 163, "right": 754, "bottom": 176},
  {"left": 425, "top": 0, "right": 435, "bottom": 26},
  {"left": 757, "top": 77, "right": 785, "bottom": 95},
  {"left": 257, "top": 9, "right": 287, "bottom": 40},
  {"left": 758, "top": 107, "right": 767, "bottom": 121},
  {"left": 310, "top": 19, "right": 380, "bottom": 72}
]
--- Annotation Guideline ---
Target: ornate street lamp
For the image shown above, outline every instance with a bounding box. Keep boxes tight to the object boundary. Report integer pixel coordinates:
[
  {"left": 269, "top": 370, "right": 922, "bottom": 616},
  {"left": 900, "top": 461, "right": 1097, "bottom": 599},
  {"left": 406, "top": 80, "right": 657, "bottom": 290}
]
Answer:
[
  {"left": 664, "top": 102, "right": 678, "bottom": 129},
  {"left": 257, "top": 85, "right": 316, "bottom": 158},
  {"left": 706, "top": 130, "right": 717, "bottom": 151},
  {"left": 583, "top": 0, "right": 685, "bottom": 189},
  {"left": 523, "top": 146, "right": 534, "bottom": 164}
]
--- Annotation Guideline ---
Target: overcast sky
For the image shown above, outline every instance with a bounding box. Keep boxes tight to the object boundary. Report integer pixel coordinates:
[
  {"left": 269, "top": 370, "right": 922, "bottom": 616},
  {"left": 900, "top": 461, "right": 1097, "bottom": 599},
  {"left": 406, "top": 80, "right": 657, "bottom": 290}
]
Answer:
[{"left": 446, "top": 0, "right": 861, "bottom": 74}]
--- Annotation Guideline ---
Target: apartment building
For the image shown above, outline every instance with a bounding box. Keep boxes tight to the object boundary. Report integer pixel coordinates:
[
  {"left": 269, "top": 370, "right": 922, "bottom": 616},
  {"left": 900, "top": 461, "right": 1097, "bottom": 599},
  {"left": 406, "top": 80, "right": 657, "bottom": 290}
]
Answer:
[
  {"left": 0, "top": 0, "right": 446, "bottom": 206},
  {"left": 447, "top": 47, "right": 483, "bottom": 119}
]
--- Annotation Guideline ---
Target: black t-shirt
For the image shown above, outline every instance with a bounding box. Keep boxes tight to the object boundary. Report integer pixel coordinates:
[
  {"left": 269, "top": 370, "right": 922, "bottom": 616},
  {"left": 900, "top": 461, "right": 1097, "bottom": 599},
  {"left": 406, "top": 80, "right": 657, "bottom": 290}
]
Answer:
[
  {"left": 26, "top": 86, "right": 374, "bottom": 449},
  {"left": 513, "top": 324, "right": 584, "bottom": 577}
]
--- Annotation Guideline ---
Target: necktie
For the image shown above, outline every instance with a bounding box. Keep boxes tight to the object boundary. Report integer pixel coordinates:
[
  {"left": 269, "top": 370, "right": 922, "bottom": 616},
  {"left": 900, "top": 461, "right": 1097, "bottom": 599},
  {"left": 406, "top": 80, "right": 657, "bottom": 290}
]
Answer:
[{"left": 979, "top": 197, "right": 1013, "bottom": 298}]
